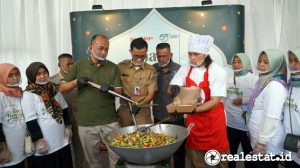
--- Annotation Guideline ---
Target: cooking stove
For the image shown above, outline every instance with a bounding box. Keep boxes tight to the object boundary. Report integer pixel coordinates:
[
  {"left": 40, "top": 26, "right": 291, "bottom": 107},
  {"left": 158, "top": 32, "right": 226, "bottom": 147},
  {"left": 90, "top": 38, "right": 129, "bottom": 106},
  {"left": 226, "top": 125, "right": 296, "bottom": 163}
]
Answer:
[{"left": 115, "top": 159, "right": 170, "bottom": 168}]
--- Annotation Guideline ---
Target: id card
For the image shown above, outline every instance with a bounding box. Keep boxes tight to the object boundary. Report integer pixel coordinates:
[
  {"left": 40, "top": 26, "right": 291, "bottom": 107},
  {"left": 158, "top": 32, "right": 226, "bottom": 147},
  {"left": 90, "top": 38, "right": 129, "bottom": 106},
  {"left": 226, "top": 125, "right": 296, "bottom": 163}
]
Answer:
[{"left": 133, "top": 84, "right": 141, "bottom": 96}]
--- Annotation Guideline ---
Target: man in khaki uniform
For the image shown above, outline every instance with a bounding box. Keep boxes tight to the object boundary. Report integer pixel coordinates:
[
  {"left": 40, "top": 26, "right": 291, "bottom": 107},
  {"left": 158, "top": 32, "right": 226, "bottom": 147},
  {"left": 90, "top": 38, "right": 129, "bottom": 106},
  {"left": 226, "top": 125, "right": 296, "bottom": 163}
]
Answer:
[
  {"left": 118, "top": 37, "right": 157, "bottom": 127},
  {"left": 50, "top": 53, "right": 88, "bottom": 168}
]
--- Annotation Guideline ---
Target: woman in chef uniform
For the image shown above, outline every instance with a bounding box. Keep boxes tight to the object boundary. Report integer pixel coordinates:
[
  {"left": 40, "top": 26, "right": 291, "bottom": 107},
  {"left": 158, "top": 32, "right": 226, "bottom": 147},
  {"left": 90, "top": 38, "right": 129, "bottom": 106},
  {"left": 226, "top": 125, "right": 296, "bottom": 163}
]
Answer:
[
  {"left": 283, "top": 47, "right": 300, "bottom": 167},
  {"left": 247, "top": 49, "right": 287, "bottom": 167},
  {"left": 170, "top": 34, "right": 229, "bottom": 168}
]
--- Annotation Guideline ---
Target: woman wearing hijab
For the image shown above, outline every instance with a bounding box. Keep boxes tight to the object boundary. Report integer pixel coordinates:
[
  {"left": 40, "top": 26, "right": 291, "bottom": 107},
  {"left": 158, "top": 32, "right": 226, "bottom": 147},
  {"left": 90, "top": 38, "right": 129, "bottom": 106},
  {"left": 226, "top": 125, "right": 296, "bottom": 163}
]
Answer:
[
  {"left": 224, "top": 53, "right": 258, "bottom": 168},
  {"left": 25, "top": 62, "right": 73, "bottom": 168},
  {"left": 170, "top": 34, "right": 229, "bottom": 168},
  {"left": 283, "top": 47, "right": 300, "bottom": 167},
  {"left": 0, "top": 63, "right": 46, "bottom": 168},
  {"left": 247, "top": 49, "right": 287, "bottom": 167}
]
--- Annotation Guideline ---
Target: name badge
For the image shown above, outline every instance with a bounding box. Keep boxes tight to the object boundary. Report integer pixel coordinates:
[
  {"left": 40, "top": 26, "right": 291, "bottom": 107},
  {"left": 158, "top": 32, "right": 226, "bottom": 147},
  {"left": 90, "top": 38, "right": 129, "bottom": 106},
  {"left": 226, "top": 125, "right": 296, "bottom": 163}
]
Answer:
[{"left": 133, "top": 84, "right": 141, "bottom": 96}]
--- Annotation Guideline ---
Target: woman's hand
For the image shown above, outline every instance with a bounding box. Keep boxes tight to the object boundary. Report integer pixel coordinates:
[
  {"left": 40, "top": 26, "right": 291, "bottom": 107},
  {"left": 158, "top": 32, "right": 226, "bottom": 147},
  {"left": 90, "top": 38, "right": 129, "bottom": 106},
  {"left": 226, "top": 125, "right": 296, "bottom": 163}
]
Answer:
[
  {"left": 232, "top": 97, "right": 243, "bottom": 106},
  {"left": 64, "top": 126, "right": 73, "bottom": 143},
  {"left": 36, "top": 139, "right": 48, "bottom": 155},
  {"left": 253, "top": 142, "right": 266, "bottom": 154},
  {"left": 0, "top": 142, "right": 11, "bottom": 164}
]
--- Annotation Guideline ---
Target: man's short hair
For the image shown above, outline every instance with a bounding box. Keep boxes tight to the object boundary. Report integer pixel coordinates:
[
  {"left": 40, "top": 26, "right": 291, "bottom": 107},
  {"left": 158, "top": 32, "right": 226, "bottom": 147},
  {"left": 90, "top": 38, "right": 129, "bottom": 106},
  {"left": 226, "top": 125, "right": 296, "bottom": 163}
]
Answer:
[
  {"left": 58, "top": 53, "right": 73, "bottom": 62},
  {"left": 130, "top": 37, "right": 148, "bottom": 50},
  {"left": 90, "top": 34, "right": 108, "bottom": 45},
  {"left": 156, "top": 43, "right": 170, "bottom": 50}
]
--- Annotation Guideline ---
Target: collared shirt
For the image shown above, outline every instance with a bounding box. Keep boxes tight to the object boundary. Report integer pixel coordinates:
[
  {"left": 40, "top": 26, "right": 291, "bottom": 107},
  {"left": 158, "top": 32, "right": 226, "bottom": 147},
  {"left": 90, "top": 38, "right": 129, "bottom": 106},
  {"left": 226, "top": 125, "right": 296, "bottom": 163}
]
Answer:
[
  {"left": 118, "top": 59, "right": 157, "bottom": 105},
  {"left": 50, "top": 72, "right": 64, "bottom": 85},
  {"left": 152, "top": 60, "right": 180, "bottom": 121},
  {"left": 63, "top": 56, "right": 122, "bottom": 126},
  {"left": 50, "top": 72, "right": 78, "bottom": 123}
]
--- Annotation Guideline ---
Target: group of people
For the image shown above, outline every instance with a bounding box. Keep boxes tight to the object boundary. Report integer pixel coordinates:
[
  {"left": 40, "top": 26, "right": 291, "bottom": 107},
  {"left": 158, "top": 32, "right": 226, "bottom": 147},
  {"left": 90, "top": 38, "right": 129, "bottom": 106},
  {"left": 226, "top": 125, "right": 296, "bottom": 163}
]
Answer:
[
  {"left": 0, "top": 62, "right": 73, "bottom": 168},
  {"left": 224, "top": 48, "right": 300, "bottom": 168},
  {"left": 0, "top": 33, "right": 299, "bottom": 168}
]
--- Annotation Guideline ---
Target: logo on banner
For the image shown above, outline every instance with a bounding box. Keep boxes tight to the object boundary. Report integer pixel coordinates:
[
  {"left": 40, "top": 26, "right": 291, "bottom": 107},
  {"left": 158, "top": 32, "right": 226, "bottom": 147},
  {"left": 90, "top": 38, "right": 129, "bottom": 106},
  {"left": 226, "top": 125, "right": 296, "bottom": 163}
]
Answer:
[
  {"left": 130, "top": 36, "right": 154, "bottom": 41},
  {"left": 159, "top": 34, "right": 180, "bottom": 42},
  {"left": 159, "top": 34, "right": 169, "bottom": 42}
]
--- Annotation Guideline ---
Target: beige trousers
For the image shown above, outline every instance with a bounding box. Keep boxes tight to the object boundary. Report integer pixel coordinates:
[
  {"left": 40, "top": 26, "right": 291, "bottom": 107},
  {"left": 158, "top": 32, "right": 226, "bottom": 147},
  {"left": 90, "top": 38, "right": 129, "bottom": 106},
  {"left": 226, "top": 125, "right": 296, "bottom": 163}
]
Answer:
[
  {"left": 78, "top": 122, "right": 120, "bottom": 168},
  {"left": 187, "top": 148, "right": 229, "bottom": 168},
  {"left": 72, "top": 121, "right": 88, "bottom": 168}
]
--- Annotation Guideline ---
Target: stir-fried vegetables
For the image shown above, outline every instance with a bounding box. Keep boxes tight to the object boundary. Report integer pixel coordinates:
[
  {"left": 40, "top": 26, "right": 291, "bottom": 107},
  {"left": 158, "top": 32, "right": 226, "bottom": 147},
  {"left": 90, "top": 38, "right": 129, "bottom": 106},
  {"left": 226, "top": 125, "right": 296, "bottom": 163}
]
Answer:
[{"left": 111, "top": 131, "right": 176, "bottom": 148}]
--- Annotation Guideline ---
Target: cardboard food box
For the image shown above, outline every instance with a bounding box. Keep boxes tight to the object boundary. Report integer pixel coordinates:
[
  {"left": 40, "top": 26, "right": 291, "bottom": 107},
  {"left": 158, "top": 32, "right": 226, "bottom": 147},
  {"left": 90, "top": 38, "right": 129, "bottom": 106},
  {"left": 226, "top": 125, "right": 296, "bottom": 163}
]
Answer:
[{"left": 167, "top": 87, "right": 201, "bottom": 113}]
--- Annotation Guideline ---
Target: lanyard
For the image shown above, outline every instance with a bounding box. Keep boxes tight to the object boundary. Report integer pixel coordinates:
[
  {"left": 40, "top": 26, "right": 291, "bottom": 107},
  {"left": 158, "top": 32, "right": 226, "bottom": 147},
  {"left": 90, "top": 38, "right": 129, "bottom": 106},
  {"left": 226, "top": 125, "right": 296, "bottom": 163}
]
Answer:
[{"left": 288, "top": 86, "right": 294, "bottom": 134}]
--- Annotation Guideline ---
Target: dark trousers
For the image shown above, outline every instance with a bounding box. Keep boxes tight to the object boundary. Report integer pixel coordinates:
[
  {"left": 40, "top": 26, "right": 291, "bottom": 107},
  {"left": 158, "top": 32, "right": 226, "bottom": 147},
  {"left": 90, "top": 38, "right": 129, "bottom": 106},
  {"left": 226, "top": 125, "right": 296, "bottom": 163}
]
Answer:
[
  {"left": 154, "top": 117, "right": 185, "bottom": 168},
  {"left": 2, "top": 161, "right": 25, "bottom": 168},
  {"left": 256, "top": 155, "right": 280, "bottom": 168},
  {"left": 285, "top": 160, "right": 300, "bottom": 168},
  {"left": 173, "top": 141, "right": 186, "bottom": 168},
  {"left": 26, "top": 155, "right": 36, "bottom": 168},
  {"left": 227, "top": 126, "right": 254, "bottom": 168},
  {"left": 2, "top": 155, "right": 36, "bottom": 168},
  {"left": 34, "top": 145, "right": 73, "bottom": 168}
]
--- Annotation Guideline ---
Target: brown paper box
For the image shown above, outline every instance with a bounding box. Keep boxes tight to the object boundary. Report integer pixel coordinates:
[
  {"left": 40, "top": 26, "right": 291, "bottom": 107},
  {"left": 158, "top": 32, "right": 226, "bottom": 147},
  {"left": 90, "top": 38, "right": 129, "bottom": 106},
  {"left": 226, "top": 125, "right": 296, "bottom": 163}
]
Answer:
[{"left": 167, "top": 87, "right": 200, "bottom": 113}]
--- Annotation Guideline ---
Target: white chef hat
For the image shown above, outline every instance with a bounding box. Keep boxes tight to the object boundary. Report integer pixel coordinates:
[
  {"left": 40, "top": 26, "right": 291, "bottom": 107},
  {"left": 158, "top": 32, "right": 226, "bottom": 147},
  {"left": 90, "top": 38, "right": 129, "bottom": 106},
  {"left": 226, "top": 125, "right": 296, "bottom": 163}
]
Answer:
[{"left": 188, "top": 34, "right": 214, "bottom": 55}]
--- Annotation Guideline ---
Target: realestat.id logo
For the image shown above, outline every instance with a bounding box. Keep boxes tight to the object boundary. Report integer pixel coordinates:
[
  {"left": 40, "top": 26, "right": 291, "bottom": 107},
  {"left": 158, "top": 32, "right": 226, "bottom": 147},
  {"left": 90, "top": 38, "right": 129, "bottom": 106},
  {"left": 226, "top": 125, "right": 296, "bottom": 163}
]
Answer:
[{"left": 205, "top": 150, "right": 221, "bottom": 166}]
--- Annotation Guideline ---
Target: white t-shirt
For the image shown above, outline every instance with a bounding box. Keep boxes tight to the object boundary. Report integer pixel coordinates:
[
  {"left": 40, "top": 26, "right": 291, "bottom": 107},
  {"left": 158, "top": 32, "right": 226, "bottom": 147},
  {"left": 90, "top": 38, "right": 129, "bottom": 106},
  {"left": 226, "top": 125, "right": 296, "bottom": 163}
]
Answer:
[
  {"left": 22, "top": 91, "right": 69, "bottom": 156},
  {"left": 170, "top": 62, "right": 227, "bottom": 97},
  {"left": 0, "top": 92, "right": 38, "bottom": 167},
  {"left": 224, "top": 73, "right": 258, "bottom": 131},
  {"left": 247, "top": 81, "right": 287, "bottom": 155},
  {"left": 283, "top": 86, "right": 300, "bottom": 164}
]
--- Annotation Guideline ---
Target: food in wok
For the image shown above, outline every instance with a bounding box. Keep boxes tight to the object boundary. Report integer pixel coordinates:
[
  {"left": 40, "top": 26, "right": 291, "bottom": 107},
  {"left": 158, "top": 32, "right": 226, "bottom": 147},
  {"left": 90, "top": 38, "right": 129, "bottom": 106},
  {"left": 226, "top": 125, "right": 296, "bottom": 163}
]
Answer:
[
  {"left": 102, "top": 124, "right": 194, "bottom": 164},
  {"left": 111, "top": 131, "right": 177, "bottom": 148}
]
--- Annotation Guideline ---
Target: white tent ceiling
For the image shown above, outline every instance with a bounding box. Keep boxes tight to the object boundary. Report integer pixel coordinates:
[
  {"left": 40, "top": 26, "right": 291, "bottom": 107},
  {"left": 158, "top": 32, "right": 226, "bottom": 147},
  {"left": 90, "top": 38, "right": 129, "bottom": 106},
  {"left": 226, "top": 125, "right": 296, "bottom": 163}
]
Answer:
[{"left": 0, "top": 0, "right": 299, "bottom": 88}]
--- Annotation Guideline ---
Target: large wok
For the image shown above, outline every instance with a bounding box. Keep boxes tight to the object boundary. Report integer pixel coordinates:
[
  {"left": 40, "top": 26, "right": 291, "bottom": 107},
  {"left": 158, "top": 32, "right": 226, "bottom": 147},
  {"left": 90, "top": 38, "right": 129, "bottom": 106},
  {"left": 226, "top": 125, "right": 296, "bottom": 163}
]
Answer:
[{"left": 101, "top": 123, "right": 194, "bottom": 165}]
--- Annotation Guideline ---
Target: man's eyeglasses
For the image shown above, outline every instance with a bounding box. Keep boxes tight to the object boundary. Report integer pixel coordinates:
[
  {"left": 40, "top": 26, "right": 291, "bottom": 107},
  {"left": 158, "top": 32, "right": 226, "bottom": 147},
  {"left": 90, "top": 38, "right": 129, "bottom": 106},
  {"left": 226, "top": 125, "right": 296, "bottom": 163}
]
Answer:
[{"left": 132, "top": 55, "right": 147, "bottom": 60}]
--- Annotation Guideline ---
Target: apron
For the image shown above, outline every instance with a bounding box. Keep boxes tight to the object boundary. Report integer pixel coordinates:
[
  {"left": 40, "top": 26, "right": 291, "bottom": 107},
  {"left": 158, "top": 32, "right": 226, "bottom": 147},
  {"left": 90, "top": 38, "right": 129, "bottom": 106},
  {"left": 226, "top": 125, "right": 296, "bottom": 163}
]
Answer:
[{"left": 185, "top": 66, "right": 229, "bottom": 151}]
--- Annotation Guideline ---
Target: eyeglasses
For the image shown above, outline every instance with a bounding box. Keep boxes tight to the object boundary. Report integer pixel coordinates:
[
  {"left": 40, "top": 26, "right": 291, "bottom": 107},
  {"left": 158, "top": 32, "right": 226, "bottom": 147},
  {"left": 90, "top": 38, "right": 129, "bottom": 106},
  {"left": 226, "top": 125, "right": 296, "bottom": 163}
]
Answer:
[{"left": 132, "top": 55, "right": 147, "bottom": 60}]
